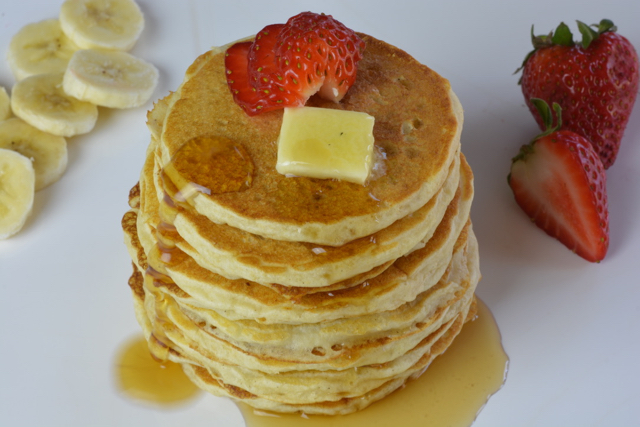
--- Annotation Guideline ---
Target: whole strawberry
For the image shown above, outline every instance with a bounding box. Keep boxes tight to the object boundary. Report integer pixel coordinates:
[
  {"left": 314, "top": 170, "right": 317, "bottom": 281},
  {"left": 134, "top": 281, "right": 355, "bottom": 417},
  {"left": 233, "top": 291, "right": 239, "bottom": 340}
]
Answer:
[
  {"left": 508, "top": 99, "right": 609, "bottom": 262},
  {"left": 518, "top": 19, "right": 639, "bottom": 168}
]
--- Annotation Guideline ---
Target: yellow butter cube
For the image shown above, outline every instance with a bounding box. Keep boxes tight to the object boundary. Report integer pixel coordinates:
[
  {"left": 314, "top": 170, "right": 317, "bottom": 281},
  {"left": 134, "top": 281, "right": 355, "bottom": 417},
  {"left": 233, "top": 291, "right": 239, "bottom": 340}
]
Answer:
[{"left": 276, "top": 107, "right": 375, "bottom": 185}]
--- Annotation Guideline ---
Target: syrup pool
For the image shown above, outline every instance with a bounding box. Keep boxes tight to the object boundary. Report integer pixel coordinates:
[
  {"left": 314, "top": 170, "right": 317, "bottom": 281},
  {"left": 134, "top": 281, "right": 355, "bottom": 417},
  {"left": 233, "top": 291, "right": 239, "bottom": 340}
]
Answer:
[{"left": 114, "top": 335, "right": 201, "bottom": 406}]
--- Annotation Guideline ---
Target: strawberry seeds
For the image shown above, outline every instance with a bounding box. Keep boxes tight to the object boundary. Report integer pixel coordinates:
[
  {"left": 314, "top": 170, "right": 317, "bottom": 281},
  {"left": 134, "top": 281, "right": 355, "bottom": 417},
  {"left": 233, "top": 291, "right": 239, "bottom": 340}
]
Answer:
[{"left": 225, "top": 12, "right": 365, "bottom": 116}]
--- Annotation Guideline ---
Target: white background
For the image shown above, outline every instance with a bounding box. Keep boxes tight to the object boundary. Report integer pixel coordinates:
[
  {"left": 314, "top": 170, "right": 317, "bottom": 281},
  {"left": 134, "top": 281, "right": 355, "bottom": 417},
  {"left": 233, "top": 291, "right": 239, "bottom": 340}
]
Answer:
[{"left": 1, "top": 1, "right": 639, "bottom": 426}]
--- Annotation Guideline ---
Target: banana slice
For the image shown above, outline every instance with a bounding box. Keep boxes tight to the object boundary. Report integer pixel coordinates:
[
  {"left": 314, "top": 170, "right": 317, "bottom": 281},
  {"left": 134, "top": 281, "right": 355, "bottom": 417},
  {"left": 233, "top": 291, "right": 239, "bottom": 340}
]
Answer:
[
  {"left": 0, "top": 87, "right": 10, "bottom": 121},
  {"left": 11, "top": 73, "right": 98, "bottom": 137},
  {"left": 59, "top": 0, "right": 144, "bottom": 51},
  {"left": 7, "top": 19, "right": 80, "bottom": 81},
  {"left": 0, "top": 148, "right": 35, "bottom": 240},
  {"left": 0, "top": 118, "right": 68, "bottom": 191},
  {"left": 63, "top": 49, "right": 158, "bottom": 109}
]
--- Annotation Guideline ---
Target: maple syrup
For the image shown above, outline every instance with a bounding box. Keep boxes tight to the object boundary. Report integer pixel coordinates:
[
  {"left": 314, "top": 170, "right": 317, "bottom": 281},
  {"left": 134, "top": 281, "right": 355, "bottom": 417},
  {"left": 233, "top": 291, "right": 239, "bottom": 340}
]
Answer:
[
  {"left": 162, "top": 135, "right": 254, "bottom": 200},
  {"left": 238, "top": 298, "right": 507, "bottom": 427},
  {"left": 114, "top": 335, "right": 201, "bottom": 405},
  {"left": 167, "top": 132, "right": 385, "bottom": 226},
  {"left": 143, "top": 227, "right": 188, "bottom": 362}
]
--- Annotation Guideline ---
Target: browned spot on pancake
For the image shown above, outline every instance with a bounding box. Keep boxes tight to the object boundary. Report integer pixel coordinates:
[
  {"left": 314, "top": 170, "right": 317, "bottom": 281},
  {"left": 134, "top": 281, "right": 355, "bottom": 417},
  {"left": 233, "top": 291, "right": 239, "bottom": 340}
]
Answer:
[
  {"left": 128, "top": 182, "right": 140, "bottom": 209},
  {"left": 122, "top": 210, "right": 148, "bottom": 270},
  {"left": 127, "top": 266, "right": 145, "bottom": 301}
]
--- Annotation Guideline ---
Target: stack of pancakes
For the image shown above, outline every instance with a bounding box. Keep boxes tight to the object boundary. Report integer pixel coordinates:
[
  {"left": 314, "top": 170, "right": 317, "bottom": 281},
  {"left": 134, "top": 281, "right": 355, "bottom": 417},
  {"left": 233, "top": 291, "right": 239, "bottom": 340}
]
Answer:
[{"left": 122, "top": 33, "right": 479, "bottom": 415}]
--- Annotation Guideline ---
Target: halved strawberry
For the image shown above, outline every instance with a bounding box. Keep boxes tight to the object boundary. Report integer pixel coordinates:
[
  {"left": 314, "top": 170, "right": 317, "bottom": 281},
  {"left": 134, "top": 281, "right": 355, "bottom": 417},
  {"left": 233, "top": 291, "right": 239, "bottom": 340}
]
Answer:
[
  {"left": 508, "top": 99, "right": 609, "bottom": 262},
  {"left": 225, "top": 33, "right": 304, "bottom": 115},
  {"left": 248, "top": 24, "right": 305, "bottom": 111},
  {"left": 225, "top": 41, "right": 259, "bottom": 113},
  {"left": 224, "top": 12, "right": 365, "bottom": 115},
  {"left": 275, "top": 12, "right": 366, "bottom": 102}
]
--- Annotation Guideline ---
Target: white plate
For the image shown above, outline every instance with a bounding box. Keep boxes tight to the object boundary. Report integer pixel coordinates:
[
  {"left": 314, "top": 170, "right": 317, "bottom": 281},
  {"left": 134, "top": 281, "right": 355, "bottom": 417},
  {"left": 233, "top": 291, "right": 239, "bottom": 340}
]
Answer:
[{"left": 1, "top": 1, "right": 639, "bottom": 426}]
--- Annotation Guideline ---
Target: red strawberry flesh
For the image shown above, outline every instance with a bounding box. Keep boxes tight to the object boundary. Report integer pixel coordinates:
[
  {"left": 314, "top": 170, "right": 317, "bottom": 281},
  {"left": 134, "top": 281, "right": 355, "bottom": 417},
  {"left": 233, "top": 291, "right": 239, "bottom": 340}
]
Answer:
[
  {"left": 225, "top": 41, "right": 258, "bottom": 114},
  {"left": 224, "top": 12, "right": 365, "bottom": 115},
  {"left": 509, "top": 130, "right": 609, "bottom": 262},
  {"left": 276, "top": 12, "right": 365, "bottom": 102},
  {"left": 248, "top": 24, "right": 305, "bottom": 111}
]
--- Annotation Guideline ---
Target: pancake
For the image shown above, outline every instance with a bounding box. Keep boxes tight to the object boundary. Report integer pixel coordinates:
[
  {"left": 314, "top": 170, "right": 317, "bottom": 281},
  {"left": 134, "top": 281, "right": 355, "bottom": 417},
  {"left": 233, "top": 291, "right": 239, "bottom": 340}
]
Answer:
[
  {"left": 122, "top": 27, "right": 481, "bottom": 417},
  {"left": 125, "top": 237, "right": 478, "bottom": 412},
  {"left": 127, "top": 150, "right": 474, "bottom": 324},
  {"left": 127, "top": 264, "right": 476, "bottom": 415},
  {"left": 157, "top": 34, "right": 463, "bottom": 246},
  {"left": 182, "top": 303, "right": 476, "bottom": 416},
  {"left": 144, "top": 143, "right": 461, "bottom": 288},
  {"left": 124, "top": 205, "right": 477, "bottom": 372},
  {"left": 143, "top": 85, "right": 462, "bottom": 287},
  {"left": 148, "top": 230, "right": 476, "bottom": 372}
]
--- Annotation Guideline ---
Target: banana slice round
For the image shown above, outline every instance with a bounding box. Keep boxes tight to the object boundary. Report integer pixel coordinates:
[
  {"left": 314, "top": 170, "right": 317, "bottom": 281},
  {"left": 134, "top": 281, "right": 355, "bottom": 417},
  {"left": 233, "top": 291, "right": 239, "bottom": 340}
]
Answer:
[
  {"left": 7, "top": 18, "right": 80, "bottom": 82},
  {"left": 63, "top": 49, "right": 158, "bottom": 109},
  {"left": 0, "top": 118, "right": 68, "bottom": 191},
  {"left": 11, "top": 73, "right": 98, "bottom": 137},
  {"left": 59, "top": 0, "right": 144, "bottom": 51},
  {"left": 0, "top": 148, "right": 35, "bottom": 240},
  {"left": 0, "top": 87, "right": 10, "bottom": 121}
]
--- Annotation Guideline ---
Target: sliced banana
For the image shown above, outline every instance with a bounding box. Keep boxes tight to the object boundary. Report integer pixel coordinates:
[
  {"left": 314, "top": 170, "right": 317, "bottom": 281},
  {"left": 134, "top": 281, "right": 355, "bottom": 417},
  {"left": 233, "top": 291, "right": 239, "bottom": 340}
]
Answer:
[
  {"left": 0, "top": 148, "right": 35, "bottom": 240},
  {"left": 59, "top": 0, "right": 144, "bottom": 51},
  {"left": 7, "top": 18, "right": 80, "bottom": 82},
  {"left": 11, "top": 73, "right": 98, "bottom": 137},
  {"left": 63, "top": 49, "right": 158, "bottom": 109},
  {"left": 0, "top": 87, "right": 10, "bottom": 121},
  {"left": 0, "top": 118, "right": 68, "bottom": 191}
]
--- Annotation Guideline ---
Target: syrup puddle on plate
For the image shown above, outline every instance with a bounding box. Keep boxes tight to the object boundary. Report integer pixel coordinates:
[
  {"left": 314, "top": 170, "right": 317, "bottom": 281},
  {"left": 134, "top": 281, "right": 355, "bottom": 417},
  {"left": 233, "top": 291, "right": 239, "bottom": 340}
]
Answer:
[
  {"left": 114, "top": 298, "right": 507, "bottom": 425},
  {"left": 114, "top": 335, "right": 201, "bottom": 405}
]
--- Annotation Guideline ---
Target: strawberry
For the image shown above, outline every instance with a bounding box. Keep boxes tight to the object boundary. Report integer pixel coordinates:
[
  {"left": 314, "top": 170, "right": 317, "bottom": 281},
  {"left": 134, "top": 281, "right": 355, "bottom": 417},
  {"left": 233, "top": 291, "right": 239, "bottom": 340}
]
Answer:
[
  {"left": 248, "top": 23, "right": 303, "bottom": 109},
  {"left": 226, "top": 24, "right": 304, "bottom": 114},
  {"left": 508, "top": 99, "right": 609, "bottom": 262},
  {"left": 275, "top": 12, "right": 365, "bottom": 102},
  {"left": 225, "top": 41, "right": 260, "bottom": 111},
  {"left": 517, "top": 19, "right": 639, "bottom": 168},
  {"left": 225, "top": 12, "right": 365, "bottom": 115}
]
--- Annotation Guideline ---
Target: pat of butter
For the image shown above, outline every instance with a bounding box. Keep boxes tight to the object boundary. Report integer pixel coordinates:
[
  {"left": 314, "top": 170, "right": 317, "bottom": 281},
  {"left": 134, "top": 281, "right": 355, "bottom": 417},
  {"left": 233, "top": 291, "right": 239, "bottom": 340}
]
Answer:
[{"left": 276, "top": 107, "right": 375, "bottom": 185}]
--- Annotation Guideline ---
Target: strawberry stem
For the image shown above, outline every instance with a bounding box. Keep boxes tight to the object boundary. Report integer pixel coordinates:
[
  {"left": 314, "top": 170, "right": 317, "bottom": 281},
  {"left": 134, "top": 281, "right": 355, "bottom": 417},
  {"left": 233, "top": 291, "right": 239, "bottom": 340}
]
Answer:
[
  {"left": 576, "top": 21, "right": 598, "bottom": 48},
  {"left": 516, "top": 19, "right": 618, "bottom": 80},
  {"left": 551, "top": 22, "right": 573, "bottom": 46},
  {"left": 530, "top": 98, "right": 562, "bottom": 142},
  {"left": 509, "top": 99, "right": 562, "bottom": 167},
  {"left": 596, "top": 19, "right": 616, "bottom": 33},
  {"left": 577, "top": 19, "right": 617, "bottom": 48}
]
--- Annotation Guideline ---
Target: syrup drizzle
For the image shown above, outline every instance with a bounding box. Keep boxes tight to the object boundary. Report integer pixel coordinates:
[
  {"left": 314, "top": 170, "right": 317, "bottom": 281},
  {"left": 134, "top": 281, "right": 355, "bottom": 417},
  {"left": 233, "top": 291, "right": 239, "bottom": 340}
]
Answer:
[{"left": 136, "top": 134, "right": 256, "bottom": 363}]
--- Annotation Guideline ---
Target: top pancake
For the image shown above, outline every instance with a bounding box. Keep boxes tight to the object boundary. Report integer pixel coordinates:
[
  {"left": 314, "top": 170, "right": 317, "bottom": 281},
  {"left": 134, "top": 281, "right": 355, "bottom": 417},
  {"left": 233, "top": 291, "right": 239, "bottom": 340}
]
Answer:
[{"left": 158, "top": 34, "right": 463, "bottom": 245}]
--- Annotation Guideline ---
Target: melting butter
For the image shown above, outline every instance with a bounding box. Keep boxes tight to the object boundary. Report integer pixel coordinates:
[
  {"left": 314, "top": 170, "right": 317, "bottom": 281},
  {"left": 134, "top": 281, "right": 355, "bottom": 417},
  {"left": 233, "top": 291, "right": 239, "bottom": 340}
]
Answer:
[{"left": 276, "top": 107, "right": 375, "bottom": 185}]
